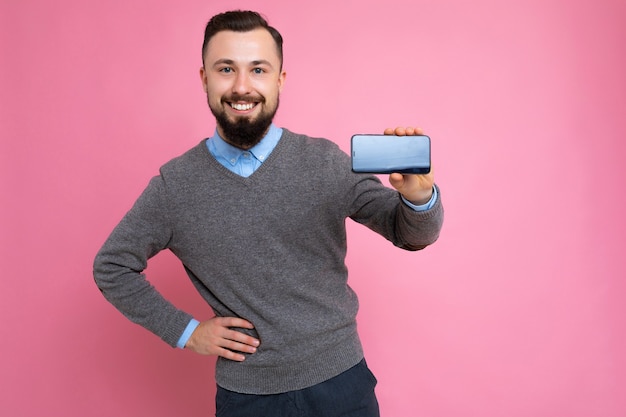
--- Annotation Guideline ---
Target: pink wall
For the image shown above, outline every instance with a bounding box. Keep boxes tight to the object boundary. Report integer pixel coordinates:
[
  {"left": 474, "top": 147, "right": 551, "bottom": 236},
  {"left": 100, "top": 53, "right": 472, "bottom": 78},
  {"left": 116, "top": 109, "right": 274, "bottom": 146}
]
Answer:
[{"left": 2, "top": 0, "right": 625, "bottom": 415}]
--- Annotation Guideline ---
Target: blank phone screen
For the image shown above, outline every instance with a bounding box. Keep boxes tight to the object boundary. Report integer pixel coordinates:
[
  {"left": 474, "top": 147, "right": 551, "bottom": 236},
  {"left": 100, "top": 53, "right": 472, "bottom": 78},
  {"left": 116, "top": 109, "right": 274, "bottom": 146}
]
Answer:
[{"left": 351, "top": 134, "right": 431, "bottom": 174}]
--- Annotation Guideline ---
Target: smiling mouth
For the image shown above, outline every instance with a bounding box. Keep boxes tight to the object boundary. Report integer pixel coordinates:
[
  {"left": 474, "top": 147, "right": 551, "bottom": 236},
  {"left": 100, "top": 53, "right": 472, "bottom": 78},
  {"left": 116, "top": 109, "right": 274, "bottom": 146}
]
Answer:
[{"left": 229, "top": 102, "right": 257, "bottom": 111}]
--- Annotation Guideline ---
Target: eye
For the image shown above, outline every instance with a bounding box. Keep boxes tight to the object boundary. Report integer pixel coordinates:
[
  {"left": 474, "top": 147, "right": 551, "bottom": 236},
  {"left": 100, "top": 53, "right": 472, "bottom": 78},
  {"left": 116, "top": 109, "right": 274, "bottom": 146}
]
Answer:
[
  {"left": 253, "top": 68, "right": 265, "bottom": 74},
  {"left": 219, "top": 67, "right": 233, "bottom": 74}
]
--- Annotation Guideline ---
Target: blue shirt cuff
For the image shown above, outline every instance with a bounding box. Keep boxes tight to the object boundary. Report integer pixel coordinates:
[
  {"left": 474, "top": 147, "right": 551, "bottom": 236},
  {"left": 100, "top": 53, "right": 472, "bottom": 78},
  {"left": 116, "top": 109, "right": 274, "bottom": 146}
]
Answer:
[
  {"left": 176, "top": 318, "right": 200, "bottom": 349},
  {"left": 401, "top": 187, "right": 437, "bottom": 211}
]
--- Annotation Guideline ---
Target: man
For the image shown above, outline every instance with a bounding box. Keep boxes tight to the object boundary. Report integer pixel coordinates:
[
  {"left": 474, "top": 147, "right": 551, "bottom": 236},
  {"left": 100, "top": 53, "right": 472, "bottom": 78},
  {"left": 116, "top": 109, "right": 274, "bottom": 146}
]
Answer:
[{"left": 94, "top": 10, "right": 443, "bottom": 417}]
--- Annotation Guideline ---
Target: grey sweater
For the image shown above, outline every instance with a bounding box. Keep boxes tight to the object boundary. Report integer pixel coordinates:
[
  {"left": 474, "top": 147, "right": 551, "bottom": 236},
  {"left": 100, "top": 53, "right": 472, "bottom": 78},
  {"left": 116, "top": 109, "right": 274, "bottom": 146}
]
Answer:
[{"left": 93, "top": 129, "right": 444, "bottom": 394}]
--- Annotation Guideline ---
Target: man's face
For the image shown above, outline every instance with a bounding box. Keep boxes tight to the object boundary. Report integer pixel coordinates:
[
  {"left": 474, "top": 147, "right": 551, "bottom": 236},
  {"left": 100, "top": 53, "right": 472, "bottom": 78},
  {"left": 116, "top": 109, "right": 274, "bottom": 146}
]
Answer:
[{"left": 200, "top": 28, "right": 286, "bottom": 149}]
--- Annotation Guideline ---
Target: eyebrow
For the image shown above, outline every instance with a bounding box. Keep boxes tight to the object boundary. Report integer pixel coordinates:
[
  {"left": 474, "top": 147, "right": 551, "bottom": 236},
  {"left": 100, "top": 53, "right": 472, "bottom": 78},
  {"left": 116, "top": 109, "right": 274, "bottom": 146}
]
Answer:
[{"left": 212, "top": 59, "right": 275, "bottom": 69}]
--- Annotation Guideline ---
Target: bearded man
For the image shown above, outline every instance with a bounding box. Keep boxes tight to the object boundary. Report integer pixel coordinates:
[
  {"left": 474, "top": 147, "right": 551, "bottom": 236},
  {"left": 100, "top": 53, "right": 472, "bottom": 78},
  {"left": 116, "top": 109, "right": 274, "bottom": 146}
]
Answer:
[{"left": 94, "top": 10, "right": 443, "bottom": 417}]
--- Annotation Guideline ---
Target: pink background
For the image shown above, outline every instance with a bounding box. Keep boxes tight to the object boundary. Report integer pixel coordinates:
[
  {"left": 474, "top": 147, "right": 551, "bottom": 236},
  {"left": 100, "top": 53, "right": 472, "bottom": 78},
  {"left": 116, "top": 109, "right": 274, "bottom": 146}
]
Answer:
[{"left": 2, "top": 0, "right": 625, "bottom": 416}]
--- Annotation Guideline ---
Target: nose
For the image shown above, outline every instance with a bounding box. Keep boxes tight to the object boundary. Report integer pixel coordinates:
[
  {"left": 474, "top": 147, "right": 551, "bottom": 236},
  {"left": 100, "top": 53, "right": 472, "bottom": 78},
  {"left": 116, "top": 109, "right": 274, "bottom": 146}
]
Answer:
[{"left": 232, "top": 71, "right": 252, "bottom": 95}]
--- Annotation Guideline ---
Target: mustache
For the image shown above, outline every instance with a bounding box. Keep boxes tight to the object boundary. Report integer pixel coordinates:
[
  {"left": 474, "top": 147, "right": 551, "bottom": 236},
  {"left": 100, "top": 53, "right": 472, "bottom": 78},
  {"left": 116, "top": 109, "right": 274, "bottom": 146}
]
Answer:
[{"left": 223, "top": 93, "right": 265, "bottom": 103}]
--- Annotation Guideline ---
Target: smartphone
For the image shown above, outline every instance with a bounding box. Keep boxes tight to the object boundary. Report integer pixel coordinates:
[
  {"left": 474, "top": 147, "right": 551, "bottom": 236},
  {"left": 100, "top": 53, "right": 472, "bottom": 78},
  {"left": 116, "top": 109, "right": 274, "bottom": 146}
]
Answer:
[{"left": 351, "top": 134, "right": 431, "bottom": 174}]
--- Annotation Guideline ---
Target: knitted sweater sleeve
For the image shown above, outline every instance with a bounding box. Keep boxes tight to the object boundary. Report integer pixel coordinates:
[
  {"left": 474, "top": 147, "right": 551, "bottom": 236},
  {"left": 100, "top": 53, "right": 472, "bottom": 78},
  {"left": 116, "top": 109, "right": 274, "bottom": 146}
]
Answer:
[
  {"left": 343, "top": 155, "right": 444, "bottom": 251},
  {"left": 93, "top": 175, "right": 193, "bottom": 347}
]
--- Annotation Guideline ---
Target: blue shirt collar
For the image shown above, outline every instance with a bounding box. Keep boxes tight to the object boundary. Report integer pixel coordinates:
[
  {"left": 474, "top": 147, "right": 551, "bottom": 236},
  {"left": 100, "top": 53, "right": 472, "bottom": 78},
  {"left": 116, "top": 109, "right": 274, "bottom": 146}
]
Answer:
[{"left": 210, "top": 124, "right": 283, "bottom": 166}]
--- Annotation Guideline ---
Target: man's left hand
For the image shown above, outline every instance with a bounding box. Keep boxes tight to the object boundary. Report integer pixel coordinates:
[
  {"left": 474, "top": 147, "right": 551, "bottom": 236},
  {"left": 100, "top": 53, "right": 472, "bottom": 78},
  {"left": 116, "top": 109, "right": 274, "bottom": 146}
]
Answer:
[{"left": 383, "top": 126, "right": 435, "bottom": 205}]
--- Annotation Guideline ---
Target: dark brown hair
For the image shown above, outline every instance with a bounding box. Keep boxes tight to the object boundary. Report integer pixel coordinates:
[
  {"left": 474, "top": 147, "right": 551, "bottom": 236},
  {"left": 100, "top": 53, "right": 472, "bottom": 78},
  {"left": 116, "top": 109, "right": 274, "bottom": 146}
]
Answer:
[{"left": 202, "top": 10, "right": 284, "bottom": 69}]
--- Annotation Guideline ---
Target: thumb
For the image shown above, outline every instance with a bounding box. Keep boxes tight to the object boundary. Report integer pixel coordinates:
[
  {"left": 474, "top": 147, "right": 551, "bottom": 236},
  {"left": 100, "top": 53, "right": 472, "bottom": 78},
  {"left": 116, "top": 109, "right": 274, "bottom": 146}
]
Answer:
[{"left": 388, "top": 173, "right": 405, "bottom": 191}]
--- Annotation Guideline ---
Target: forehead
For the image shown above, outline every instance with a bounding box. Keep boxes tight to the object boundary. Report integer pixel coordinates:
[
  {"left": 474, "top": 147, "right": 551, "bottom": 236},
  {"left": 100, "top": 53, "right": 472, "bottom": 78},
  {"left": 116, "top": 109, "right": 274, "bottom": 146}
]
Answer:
[{"left": 205, "top": 28, "right": 280, "bottom": 66}]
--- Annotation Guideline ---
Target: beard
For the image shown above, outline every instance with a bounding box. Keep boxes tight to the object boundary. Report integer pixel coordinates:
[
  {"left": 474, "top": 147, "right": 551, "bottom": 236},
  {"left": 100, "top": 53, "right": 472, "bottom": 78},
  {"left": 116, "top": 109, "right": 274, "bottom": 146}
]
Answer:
[{"left": 209, "top": 94, "right": 279, "bottom": 149}]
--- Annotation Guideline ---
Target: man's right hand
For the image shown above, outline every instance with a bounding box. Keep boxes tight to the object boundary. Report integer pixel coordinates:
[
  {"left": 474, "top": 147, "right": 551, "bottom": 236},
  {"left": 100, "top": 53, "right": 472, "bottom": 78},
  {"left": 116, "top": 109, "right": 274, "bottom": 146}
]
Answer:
[{"left": 185, "top": 317, "right": 260, "bottom": 361}]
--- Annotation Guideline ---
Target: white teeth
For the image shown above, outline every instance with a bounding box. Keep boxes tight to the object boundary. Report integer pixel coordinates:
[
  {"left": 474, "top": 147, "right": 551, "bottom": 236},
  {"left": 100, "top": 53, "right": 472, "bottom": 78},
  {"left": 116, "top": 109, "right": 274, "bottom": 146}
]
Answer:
[{"left": 231, "top": 103, "right": 255, "bottom": 111}]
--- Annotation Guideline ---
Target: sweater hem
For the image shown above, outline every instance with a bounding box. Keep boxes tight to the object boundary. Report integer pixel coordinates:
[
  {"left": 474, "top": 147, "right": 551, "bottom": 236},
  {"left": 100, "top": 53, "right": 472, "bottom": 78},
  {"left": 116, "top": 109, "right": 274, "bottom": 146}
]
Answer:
[{"left": 215, "top": 334, "right": 364, "bottom": 395}]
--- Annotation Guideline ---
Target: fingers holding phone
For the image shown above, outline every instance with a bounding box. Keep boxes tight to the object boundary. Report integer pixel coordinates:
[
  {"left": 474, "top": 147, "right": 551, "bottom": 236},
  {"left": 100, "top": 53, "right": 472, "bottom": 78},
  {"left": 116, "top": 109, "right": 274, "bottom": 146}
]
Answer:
[{"left": 383, "top": 126, "right": 424, "bottom": 136}]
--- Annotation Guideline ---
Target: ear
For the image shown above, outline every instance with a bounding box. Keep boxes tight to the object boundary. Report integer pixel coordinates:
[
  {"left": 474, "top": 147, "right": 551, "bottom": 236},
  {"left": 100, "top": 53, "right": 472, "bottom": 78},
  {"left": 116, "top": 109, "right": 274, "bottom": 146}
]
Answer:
[
  {"left": 199, "top": 67, "right": 208, "bottom": 93},
  {"left": 277, "top": 70, "right": 287, "bottom": 93}
]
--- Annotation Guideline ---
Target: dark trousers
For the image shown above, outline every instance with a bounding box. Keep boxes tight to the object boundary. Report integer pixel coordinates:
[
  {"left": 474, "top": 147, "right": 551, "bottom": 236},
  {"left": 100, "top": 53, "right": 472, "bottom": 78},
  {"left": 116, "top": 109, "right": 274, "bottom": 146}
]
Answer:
[{"left": 215, "top": 359, "right": 380, "bottom": 417}]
